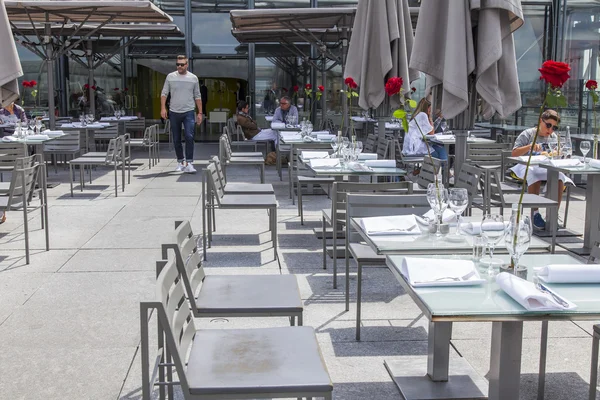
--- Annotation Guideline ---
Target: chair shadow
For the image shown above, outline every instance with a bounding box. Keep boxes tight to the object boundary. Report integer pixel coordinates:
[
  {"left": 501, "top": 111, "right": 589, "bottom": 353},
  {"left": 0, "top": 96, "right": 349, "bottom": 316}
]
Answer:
[
  {"left": 56, "top": 192, "right": 103, "bottom": 200},
  {"left": 207, "top": 233, "right": 266, "bottom": 247},
  {"left": 202, "top": 251, "right": 277, "bottom": 267},
  {"left": 496, "top": 372, "right": 597, "bottom": 400}
]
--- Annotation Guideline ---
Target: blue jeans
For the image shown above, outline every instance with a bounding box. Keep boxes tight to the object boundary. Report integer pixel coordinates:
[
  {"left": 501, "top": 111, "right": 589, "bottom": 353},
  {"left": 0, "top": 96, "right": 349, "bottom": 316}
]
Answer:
[
  {"left": 170, "top": 110, "right": 195, "bottom": 163},
  {"left": 430, "top": 143, "right": 448, "bottom": 162}
]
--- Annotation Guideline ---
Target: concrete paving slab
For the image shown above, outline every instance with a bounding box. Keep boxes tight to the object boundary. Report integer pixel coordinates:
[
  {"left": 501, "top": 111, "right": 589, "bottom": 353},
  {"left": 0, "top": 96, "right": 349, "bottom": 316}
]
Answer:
[
  {"left": 0, "top": 272, "right": 49, "bottom": 325},
  {"left": 0, "top": 249, "right": 77, "bottom": 273},
  {"left": 59, "top": 249, "right": 161, "bottom": 272}
]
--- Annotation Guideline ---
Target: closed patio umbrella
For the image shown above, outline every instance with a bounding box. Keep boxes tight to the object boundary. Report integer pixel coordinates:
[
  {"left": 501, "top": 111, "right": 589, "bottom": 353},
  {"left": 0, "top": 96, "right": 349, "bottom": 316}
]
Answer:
[
  {"left": 0, "top": 0, "right": 22, "bottom": 107},
  {"left": 344, "top": 0, "right": 418, "bottom": 111},
  {"left": 410, "top": 0, "right": 524, "bottom": 122}
]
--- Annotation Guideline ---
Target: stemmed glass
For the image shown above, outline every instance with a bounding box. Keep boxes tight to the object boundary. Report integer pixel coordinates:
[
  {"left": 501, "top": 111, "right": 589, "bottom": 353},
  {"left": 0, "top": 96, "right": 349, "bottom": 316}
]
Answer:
[
  {"left": 306, "top": 121, "right": 313, "bottom": 136},
  {"left": 426, "top": 183, "right": 449, "bottom": 236},
  {"left": 448, "top": 188, "right": 469, "bottom": 235},
  {"left": 581, "top": 141, "right": 591, "bottom": 164},
  {"left": 480, "top": 214, "right": 506, "bottom": 275},
  {"left": 79, "top": 114, "right": 86, "bottom": 126},
  {"left": 330, "top": 136, "right": 339, "bottom": 157},
  {"left": 504, "top": 215, "right": 532, "bottom": 272},
  {"left": 548, "top": 137, "right": 559, "bottom": 159}
]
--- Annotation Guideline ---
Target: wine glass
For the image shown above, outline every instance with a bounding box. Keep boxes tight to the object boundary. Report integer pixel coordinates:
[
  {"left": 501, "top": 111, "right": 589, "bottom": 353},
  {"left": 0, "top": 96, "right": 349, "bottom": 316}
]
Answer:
[
  {"left": 79, "top": 114, "right": 86, "bottom": 126},
  {"left": 548, "top": 137, "right": 559, "bottom": 159},
  {"left": 448, "top": 188, "right": 469, "bottom": 234},
  {"left": 581, "top": 141, "right": 591, "bottom": 164},
  {"left": 354, "top": 141, "right": 363, "bottom": 158},
  {"left": 330, "top": 136, "right": 339, "bottom": 156},
  {"left": 427, "top": 184, "right": 448, "bottom": 236},
  {"left": 306, "top": 121, "right": 313, "bottom": 136},
  {"left": 480, "top": 214, "right": 506, "bottom": 275},
  {"left": 504, "top": 215, "right": 532, "bottom": 272}
]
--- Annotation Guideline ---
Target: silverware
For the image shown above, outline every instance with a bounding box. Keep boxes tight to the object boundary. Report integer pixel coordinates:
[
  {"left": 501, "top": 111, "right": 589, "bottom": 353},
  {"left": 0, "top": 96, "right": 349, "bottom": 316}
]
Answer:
[
  {"left": 535, "top": 283, "right": 570, "bottom": 308},
  {"left": 413, "top": 270, "right": 476, "bottom": 285}
]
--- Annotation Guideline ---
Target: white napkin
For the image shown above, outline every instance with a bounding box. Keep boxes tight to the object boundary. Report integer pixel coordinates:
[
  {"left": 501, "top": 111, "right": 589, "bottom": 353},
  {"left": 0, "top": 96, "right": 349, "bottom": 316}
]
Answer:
[
  {"left": 311, "top": 130, "right": 330, "bottom": 135},
  {"left": 25, "top": 134, "right": 49, "bottom": 140},
  {"left": 423, "top": 209, "right": 456, "bottom": 224},
  {"left": 1, "top": 136, "right": 17, "bottom": 142},
  {"left": 461, "top": 221, "right": 506, "bottom": 235},
  {"left": 302, "top": 151, "right": 329, "bottom": 160},
  {"left": 358, "top": 153, "right": 378, "bottom": 160},
  {"left": 434, "top": 134, "right": 455, "bottom": 140},
  {"left": 364, "top": 159, "right": 396, "bottom": 168},
  {"left": 535, "top": 264, "right": 600, "bottom": 283},
  {"left": 271, "top": 122, "right": 286, "bottom": 129},
  {"left": 588, "top": 159, "right": 600, "bottom": 169},
  {"left": 317, "top": 134, "right": 334, "bottom": 141},
  {"left": 517, "top": 155, "right": 548, "bottom": 162},
  {"left": 401, "top": 258, "right": 484, "bottom": 287},
  {"left": 98, "top": 122, "right": 112, "bottom": 127},
  {"left": 549, "top": 159, "right": 581, "bottom": 167},
  {"left": 309, "top": 159, "right": 340, "bottom": 168},
  {"left": 99, "top": 117, "right": 114, "bottom": 121},
  {"left": 360, "top": 215, "right": 418, "bottom": 236},
  {"left": 496, "top": 272, "right": 577, "bottom": 311},
  {"left": 43, "top": 130, "right": 65, "bottom": 137}
]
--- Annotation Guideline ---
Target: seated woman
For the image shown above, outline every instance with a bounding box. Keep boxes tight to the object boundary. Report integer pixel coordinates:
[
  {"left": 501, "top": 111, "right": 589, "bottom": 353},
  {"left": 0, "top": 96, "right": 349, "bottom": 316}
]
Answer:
[
  {"left": 402, "top": 98, "right": 448, "bottom": 161},
  {"left": 510, "top": 109, "right": 572, "bottom": 230},
  {"left": 0, "top": 101, "right": 26, "bottom": 136},
  {"left": 236, "top": 100, "right": 279, "bottom": 148}
]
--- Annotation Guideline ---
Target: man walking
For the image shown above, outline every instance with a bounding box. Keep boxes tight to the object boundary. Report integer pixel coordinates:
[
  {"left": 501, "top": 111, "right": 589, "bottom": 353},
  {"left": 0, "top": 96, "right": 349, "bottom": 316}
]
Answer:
[{"left": 161, "top": 55, "right": 202, "bottom": 173}]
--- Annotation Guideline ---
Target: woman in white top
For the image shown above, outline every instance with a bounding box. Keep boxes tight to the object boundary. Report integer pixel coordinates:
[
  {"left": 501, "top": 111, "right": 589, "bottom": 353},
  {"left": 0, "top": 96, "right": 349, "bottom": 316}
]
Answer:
[{"left": 402, "top": 98, "right": 447, "bottom": 161}]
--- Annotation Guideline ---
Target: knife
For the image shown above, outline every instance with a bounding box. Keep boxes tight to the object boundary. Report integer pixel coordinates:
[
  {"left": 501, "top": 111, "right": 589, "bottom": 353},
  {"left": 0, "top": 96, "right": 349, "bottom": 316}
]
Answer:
[{"left": 536, "top": 282, "right": 570, "bottom": 308}]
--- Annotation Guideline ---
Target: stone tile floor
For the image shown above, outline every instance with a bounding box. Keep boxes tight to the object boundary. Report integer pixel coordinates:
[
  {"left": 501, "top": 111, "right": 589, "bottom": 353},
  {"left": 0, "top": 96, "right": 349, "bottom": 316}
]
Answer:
[{"left": 0, "top": 143, "right": 598, "bottom": 399}]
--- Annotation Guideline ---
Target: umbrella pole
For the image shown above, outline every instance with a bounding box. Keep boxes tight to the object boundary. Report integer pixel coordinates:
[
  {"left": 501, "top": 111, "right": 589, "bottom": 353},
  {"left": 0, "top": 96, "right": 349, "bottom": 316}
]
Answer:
[
  {"left": 45, "top": 16, "right": 56, "bottom": 130},
  {"left": 341, "top": 27, "right": 348, "bottom": 136},
  {"left": 321, "top": 57, "right": 326, "bottom": 125},
  {"left": 88, "top": 40, "right": 95, "bottom": 118}
]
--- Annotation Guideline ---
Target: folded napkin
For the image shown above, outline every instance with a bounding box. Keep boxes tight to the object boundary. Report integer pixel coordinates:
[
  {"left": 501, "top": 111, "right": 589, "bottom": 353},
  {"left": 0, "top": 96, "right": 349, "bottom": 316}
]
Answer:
[
  {"left": 302, "top": 151, "right": 329, "bottom": 160},
  {"left": 317, "top": 134, "right": 334, "bottom": 141},
  {"left": 99, "top": 117, "right": 114, "bottom": 121},
  {"left": 1, "top": 136, "right": 17, "bottom": 142},
  {"left": 364, "top": 159, "right": 396, "bottom": 168},
  {"left": 461, "top": 221, "right": 506, "bottom": 235},
  {"left": 358, "top": 153, "right": 378, "bottom": 160},
  {"left": 25, "top": 134, "right": 49, "bottom": 140},
  {"left": 271, "top": 122, "right": 286, "bottom": 129},
  {"left": 309, "top": 159, "right": 340, "bottom": 168},
  {"left": 385, "top": 123, "right": 401, "bottom": 129},
  {"left": 98, "top": 122, "right": 111, "bottom": 127},
  {"left": 360, "top": 215, "right": 418, "bottom": 236},
  {"left": 401, "top": 258, "right": 484, "bottom": 287},
  {"left": 423, "top": 209, "right": 456, "bottom": 224},
  {"left": 588, "top": 159, "right": 600, "bottom": 169},
  {"left": 434, "top": 134, "right": 455, "bottom": 140},
  {"left": 281, "top": 133, "right": 301, "bottom": 141},
  {"left": 43, "top": 130, "right": 65, "bottom": 137},
  {"left": 549, "top": 159, "right": 581, "bottom": 167},
  {"left": 496, "top": 272, "right": 577, "bottom": 311},
  {"left": 517, "top": 155, "right": 547, "bottom": 162},
  {"left": 311, "top": 130, "right": 330, "bottom": 135},
  {"left": 535, "top": 264, "right": 600, "bottom": 283}
]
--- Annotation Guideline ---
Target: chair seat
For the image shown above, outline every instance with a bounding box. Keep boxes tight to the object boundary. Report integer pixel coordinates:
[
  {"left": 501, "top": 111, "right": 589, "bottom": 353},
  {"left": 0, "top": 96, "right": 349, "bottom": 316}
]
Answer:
[
  {"left": 220, "top": 194, "right": 277, "bottom": 208},
  {"left": 186, "top": 326, "right": 333, "bottom": 396},
  {"left": 69, "top": 157, "right": 109, "bottom": 165},
  {"left": 348, "top": 243, "right": 386, "bottom": 264},
  {"left": 322, "top": 208, "right": 346, "bottom": 226},
  {"left": 196, "top": 275, "right": 302, "bottom": 313},
  {"left": 228, "top": 156, "right": 264, "bottom": 164},
  {"left": 223, "top": 183, "right": 274, "bottom": 194},
  {"left": 80, "top": 152, "right": 107, "bottom": 157},
  {"left": 231, "top": 151, "right": 263, "bottom": 157},
  {"left": 504, "top": 193, "right": 558, "bottom": 207},
  {"left": 128, "top": 139, "right": 150, "bottom": 146},
  {"left": 297, "top": 176, "right": 335, "bottom": 183},
  {"left": 0, "top": 182, "right": 10, "bottom": 192},
  {"left": 501, "top": 182, "right": 522, "bottom": 194}
]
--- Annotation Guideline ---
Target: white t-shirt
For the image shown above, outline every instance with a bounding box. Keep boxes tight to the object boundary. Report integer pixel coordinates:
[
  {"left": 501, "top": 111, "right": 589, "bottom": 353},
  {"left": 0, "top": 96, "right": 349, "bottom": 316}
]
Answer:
[{"left": 402, "top": 112, "right": 433, "bottom": 156}]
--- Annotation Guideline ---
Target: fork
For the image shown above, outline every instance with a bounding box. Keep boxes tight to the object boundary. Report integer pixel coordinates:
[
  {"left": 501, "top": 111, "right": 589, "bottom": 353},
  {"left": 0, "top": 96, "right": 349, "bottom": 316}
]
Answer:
[
  {"left": 535, "top": 282, "right": 570, "bottom": 308},
  {"left": 413, "top": 270, "right": 476, "bottom": 285}
]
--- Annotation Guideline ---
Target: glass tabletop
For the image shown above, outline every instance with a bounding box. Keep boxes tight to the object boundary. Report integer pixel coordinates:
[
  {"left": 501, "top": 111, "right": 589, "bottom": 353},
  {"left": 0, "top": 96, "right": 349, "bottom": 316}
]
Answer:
[
  {"left": 308, "top": 163, "right": 406, "bottom": 176},
  {"left": 386, "top": 253, "right": 600, "bottom": 320}
]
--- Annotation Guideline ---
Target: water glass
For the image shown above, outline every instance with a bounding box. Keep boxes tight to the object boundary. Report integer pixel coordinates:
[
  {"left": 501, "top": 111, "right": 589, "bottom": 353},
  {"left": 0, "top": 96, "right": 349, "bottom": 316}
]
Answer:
[
  {"left": 504, "top": 215, "right": 532, "bottom": 271},
  {"left": 448, "top": 188, "right": 468, "bottom": 234},
  {"left": 581, "top": 141, "right": 591, "bottom": 163},
  {"left": 472, "top": 236, "right": 487, "bottom": 264},
  {"left": 480, "top": 214, "right": 506, "bottom": 273}
]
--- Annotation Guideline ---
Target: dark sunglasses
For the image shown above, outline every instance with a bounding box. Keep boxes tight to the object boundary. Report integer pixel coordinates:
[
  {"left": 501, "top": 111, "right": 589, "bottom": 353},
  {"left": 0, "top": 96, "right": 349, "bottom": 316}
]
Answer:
[
  {"left": 176, "top": 63, "right": 187, "bottom": 67},
  {"left": 543, "top": 121, "right": 559, "bottom": 131}
]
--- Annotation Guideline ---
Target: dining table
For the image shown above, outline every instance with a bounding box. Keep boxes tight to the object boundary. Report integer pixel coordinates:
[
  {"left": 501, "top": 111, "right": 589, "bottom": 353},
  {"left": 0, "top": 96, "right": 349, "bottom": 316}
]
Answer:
[
  {"left": 383, "top": 253, "right": 600, "bottom": 400},
  {"left": 475, "top": 122, "right": 530, "bottom": 143}
]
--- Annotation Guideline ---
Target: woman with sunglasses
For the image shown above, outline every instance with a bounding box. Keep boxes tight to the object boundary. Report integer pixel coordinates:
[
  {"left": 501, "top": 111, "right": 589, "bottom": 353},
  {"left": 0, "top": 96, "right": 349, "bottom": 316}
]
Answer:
[{"left": 510, "top": 109, "right": 573, "bottom": 230}]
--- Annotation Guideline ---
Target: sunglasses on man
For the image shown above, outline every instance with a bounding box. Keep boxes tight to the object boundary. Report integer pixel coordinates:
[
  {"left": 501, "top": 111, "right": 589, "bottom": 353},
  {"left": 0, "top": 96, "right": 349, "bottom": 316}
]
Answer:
[
  {"left": 176, "top": 63, "right": 187, "bottom": 67},
  {"left": 543, "top": 120, "right": 559, "bottom": 131}
]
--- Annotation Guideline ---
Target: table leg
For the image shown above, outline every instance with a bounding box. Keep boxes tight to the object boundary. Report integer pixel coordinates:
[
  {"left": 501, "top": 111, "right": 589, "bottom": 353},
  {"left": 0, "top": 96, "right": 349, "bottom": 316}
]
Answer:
[
  {"left": 584, "top": 174, "right": 600, "bottom": 249},
  {"left": 545, "top": 170, "right": 560, "bottom": 235},
  {"left": 488, "top": 321, "right": 523, "bottom": 400},
  {"left": 427, "top": 321, "right": 452, "bottom": 381},
  {"left": 288, "top": 145, "right": 294, "bottom": 199}
]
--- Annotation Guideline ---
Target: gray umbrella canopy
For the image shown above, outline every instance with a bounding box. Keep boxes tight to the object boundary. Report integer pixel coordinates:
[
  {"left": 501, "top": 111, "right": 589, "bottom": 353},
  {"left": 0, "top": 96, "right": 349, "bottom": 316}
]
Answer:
[
  {"left": 410, "top": 0, "right": 524, "bottom": 121},
  {"left": 344, "top": 0, "right": 418, "bottom": 110},
  {"left": 0, "top": 0, "right": 22, "bottom": 107}
]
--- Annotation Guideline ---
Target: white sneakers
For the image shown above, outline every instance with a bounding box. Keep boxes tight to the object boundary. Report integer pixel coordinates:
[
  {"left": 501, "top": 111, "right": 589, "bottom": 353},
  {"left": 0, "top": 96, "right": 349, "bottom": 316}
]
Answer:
[{"left": 176, "top": 162, "right": 196, "bottom": 173}]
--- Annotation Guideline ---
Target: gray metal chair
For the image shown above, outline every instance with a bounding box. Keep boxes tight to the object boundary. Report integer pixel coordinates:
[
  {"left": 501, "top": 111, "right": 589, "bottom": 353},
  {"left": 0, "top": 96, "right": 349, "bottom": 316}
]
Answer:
[
  {"left": 345, "top": 193, "right": 430, "bottom": 340},
  {"left": 127, "top": 125, "right": 158, "bottom": 169},
  {"left": 223, "top": 124, "right": 261, "bottom": 153},
  {"left": 208, "top": 156, "right": 273, "bottom": 195},
  {"left": 162, "top": 220, "right": 303, "bottom": 324},
  {"left": 220, "top": 131, "right": 262, "bottom": 158},
  {"left": 455, "top": 162, "right": 484, "bottom": 215},
  {"left": 591, "top": 323, "right": 600, "bottom": 400},
  {"left": 202, "top": 163, "right": 277, "bottom": 260},
  {"left": 140, "top": 254, "right": 332, "bottom": 400},
  {"left": 219, "top": 135, "right": 266, "bottom": 183},
  {"left": 43, "top": 132, "right": 81, "bottom": 173},
  {"left": 93, "top": 123, "right": 119, "bottom": 149},
  {"left": 0, "top": 156, "right": 48, "bottom": 264},
  {"left": 0, "top": 142, "right": 27, "bottom": 181},
  {"left": 69, "top": 137, "right": 125, "bottom": 197}
]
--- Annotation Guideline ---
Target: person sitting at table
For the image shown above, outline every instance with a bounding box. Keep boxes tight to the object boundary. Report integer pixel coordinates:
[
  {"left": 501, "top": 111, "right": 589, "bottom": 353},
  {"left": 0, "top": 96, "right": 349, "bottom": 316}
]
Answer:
[
  {"left": 402, "top": 98, "right": 448, "bottom": 161},
  {"left": 272, "top": 96, "right": 298, "bottom": 124},
  {"left": 0, "top": 102, "right": 26, "bottom": 136},
  {"left": 510, "top": 109, "right": 572, "bottom": 230},
  {"left": 236, "top": 100, "right": 279, "bottom": 148}
]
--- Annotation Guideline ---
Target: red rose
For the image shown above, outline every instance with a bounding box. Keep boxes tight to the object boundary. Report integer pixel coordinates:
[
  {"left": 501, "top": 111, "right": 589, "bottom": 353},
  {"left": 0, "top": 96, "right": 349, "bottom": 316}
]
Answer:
[
  {"left": 22, "top": 81, "right": 30, "bottom": 87},
  {"left": 411, "top": 87, "right": 417, "bottom": 92},
  {"left": 124, "top": 88, "right": 129, "bottom": 91},
  {"left": 292, "top": 85, "right": 299, "bottom": 92},
  {"left": 114, "top": 87, "right": 120, "bottom": 91},
  {"left": 539, "top": 60, "right": 570, "bottom": 88},
  {"left": 344, "top": 77, "right": 358, "bottom": 89},
  {"left": 305, "top": 83, "right": 312, "bottom": 90},
  {"left": 91, "top": 85, "right": 97, "bottom": 90},
  {"left": 318, "top": 85, "right": 324, "bottom": 92},
  {"left": 586, "top": 80, "right": 598, "bottom": 91},
  {"left": 385, "top": 77, "right": 403, "bottom": 96},
  {"left": 30, "top": 80, "right": 37, "bottom": 86},
  {"left": 84, "top": 84, "right": 90, "bottom": 89}
]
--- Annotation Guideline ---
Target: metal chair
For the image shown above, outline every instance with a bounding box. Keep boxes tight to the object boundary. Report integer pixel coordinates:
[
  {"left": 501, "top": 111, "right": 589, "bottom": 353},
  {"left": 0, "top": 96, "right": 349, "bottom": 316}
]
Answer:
[
  {"left": 455, "top": 162, "right": 484, "bottom": 215},
  {"left": 0, "top": 142, "right": 27, "bottom": 181},
  {"left": 219, "top": 135, "right": 265, "bottom": 183},
  {"left": 208, "top": 156, "right": 273, "bottom": 195},
  {"left": 219, "top": 131, "right": 262, "bottom": 158},
  {"left": 140, "top": 253, "right": 333, "bottom": 400},
  {"left": 93, "top": 123, "right": 119, "bottom": 150},
  {"left": 0, "top": 156, "right": 48, "bottom": 264},
  {"left": 43, "top": 132, "right": 81, "bottom": 173},
  {"left": 127, "top": 125, "right": 159, "bottom": 169},
  {"left": 68, "top": 137, "right": 125, "bottom": 197},
  {"left": 345, "top": 193, "right": 430, "bottom": 340},
  {"left": 202, "top": 163, "right": 277, "bottom": 260}
]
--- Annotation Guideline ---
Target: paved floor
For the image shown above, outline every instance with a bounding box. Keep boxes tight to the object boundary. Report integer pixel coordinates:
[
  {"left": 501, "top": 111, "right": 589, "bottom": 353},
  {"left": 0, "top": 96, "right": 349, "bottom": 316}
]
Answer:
[{"left": 0, "top": 143, "right": 598, "bottom": 399}]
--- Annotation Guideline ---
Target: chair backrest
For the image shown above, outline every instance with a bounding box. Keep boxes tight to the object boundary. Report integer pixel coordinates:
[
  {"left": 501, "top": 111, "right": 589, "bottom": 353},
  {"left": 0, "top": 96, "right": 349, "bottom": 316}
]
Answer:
[
  {"left": 455, "top": 163, "right": 482, "bottom": 210},
  {"left": 488, "top": 168, "right": 506, "bottom": 208},
  {"left": 588, "top": 241, "right": 600, "bottom": 264},
  {"left": 142, "top": 126, "right": 152, "bottom": 144},
  {"left": 331, "top": 181, "right": 413, "bottom": 229},
  {"left": 0, "top": 142, "right": 28, "bottom": 169},
  {"left": 104, "top": 138, "right": 123, "bottom": 164},
  {"left": 205, "top": 162, "right": 224, "bottom": 203},
  {"left": 346, "top": 193, "right": 431, "bottom": 242},
  {"left": 209, "top": 155, "right": 227, "bottom": 187},
  {"left": 376, "top": 138, "right": 393, "bottom": 160},
  {"left": 415, "top": 157, "right": 440, "bottom": 189},
  {"left": 126, "top": 117, "right": 146, "bottom": 134},
  {"left": 43, "top": 132, "right": 80, "bottom": 152},
  {"left": 466, "top": 142, "right": 507, "bottom": 167},
  {"left": 234, "top": 125, "right": 246, "bottom": 141},
  {"left": 219, "top": 134, "right": 232, "bottom": 161},
  {"left": 319, "top": 118, "right": 336, "bottom": 134},
  {"left": 364, "top": 134, "right": 377, "bottom": 153},
  {"left": 94, "top": 124, "right": 119, "bottom": 140},
  {"left": 227, "top": 117, "right": 237, "bottom": 137},
  {"left": 5, "top": 159, "right": 40, "bottom": 209},
  {"left": 163, "top": 119, "right": 170, "bottom": 135}
]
